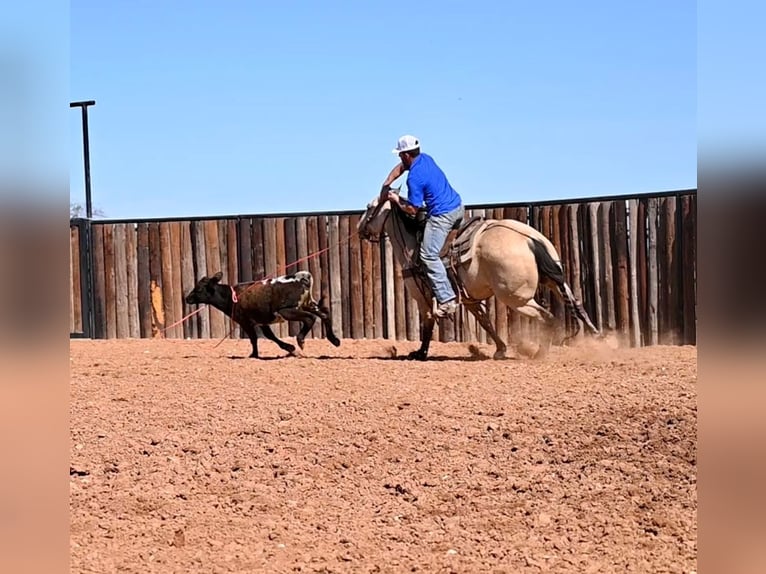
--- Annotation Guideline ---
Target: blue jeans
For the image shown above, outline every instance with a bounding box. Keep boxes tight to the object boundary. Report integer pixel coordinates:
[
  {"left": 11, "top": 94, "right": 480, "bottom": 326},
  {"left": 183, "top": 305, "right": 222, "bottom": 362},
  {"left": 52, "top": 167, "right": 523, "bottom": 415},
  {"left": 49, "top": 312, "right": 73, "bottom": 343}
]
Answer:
[{"left": 420, "top": 205, "right": 465, "bottom": 304}]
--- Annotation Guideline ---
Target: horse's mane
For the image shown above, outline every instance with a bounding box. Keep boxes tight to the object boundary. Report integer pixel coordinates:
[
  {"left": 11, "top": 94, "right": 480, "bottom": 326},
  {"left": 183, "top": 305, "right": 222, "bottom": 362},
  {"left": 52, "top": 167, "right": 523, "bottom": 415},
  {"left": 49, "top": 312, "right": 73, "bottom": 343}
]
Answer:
[{"left": 391, "top": 202, "right": 424, "bottom": 236}]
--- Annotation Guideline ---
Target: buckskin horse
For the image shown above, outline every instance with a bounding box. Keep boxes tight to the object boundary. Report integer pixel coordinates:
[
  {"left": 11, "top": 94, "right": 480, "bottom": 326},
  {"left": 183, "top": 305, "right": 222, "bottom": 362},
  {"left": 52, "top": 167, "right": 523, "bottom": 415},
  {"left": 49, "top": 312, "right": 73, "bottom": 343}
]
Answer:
[{"left": 357, "top": 192, "right": 601, "bottom": 360}]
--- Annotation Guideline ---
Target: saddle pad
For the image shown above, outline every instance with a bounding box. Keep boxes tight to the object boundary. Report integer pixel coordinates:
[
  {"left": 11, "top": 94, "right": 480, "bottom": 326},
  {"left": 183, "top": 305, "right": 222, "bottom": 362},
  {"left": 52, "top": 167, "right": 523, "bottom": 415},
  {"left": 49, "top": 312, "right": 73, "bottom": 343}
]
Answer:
[{"left": 442, "top": 220, "right": 490, "bottom": 266}]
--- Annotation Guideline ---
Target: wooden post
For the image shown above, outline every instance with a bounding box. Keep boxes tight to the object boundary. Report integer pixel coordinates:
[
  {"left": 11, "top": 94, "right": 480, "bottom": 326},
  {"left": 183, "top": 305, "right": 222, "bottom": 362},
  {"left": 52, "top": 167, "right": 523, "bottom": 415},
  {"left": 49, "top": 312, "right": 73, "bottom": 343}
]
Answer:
[
  {"left": 156, "top": 223, "right": 172, "bottom": 337},
  {"left": 113, "top": 224, "right": 129, "bottom": 339},
  {"left": 612, "top": 201, "right": 630, "bottom": 339},
  {"left": 568, "top": 204, "right": 584, "bottom": 342},
  {"left": 317, "top": 216, "right": 331, "bottom": 339},
  {"left": 405, "top": 289, "right": 419, "bottom": 342},
  {"left": 262, "top": 217, "right": 278, "bottom": 279},
  {"left": 553, "top": 204, "right": 577, "bottom": 340},
  {"left": 317, "top": 215, "right": 337, "bottom": 337},
  {"left": 373, "top": 240, "right": 384, "bottom": 339},
  {"left": 180, "top": 222, "right": 197, "bottom": 339},
  {"left": 252, "top": 218, "right": 266, "bottom": 281},
  {"left": 284, "top": 218, "right": 298, "bottom": 336},
  {"left": 136, "top": 224, "right": 151, "bottom": 338},
  {"left": 238, "top": 219, "right": 253, "bottom": 283},
  {"left": 628, "top": 200, "right": 641, "bottom": 347},
  {"left": 262, "top": 216, "right": 278, "bottom": 338},
  {"left": 204, "top": 220, "right": 224, "bottom": 339},
  {"left": 383, "top": 235, "right": 396, "bottom": 339},
  {"left": 647, "top": 198, "right": 659, "bottom": 345},
  {"left": 296, "top": 217, "right": 309, "bottom": 273},
  {"left": 91, "top": 225, "right": 107, "bottom": 338},
  {"left": 637, "top": 199, "right": 648, "bottom": 345},
  {"left": 339, "top": 216, "right": 352, "bottom": 339},
  {"left": 274, "top": 217, "right": 287, "bottom": 337},
  {"left": 226, "top": 219, "right": 239, "bottom": 339},
  {"left": 599, "top": 203, "right": 616, "bottom": 331},
  {"left": 361, "top": 231, "right": 375, "bottom": 339},
  {"left": 191, "top": 221, "right": 210, "bottom": 338},
  {"left": 70, "top": 226, "right": 83, "bottom": 333},
  {"left": 681, "top": 194, "right": 697, "bottom": 344},
  {"left": 664, "top": 196, "right": 679, "bottom": 344},
  {"left": 124, "top": 224, "right": 139, "bottom": 338},
  {"left": 393, "top": 241, "right": 406, "bottom": 341},
  {"left": 328, "top": 216, "right": 343, "bottom": 340},
  {"left": 349, "top": 214, "right": 365, "bottom": 339},
  {"left": 587, "top": 203, "right": 603, "bottom": 333},
  {"left": 170, "top": 222, "right": 185, "bottom": 339},
  {"left": 548, "top": 205, "right": 563, "bottom": 340},
  {"left": 656, "top": 199, "right": 669, "bottom": 344},
  {"left": 103, "top": 224, "right": 117, "bottom": 338},
  {"left": 69, "top": 226, "right": 75, "bottom": 333},
  {"left": 306, "top": 217, "right": 322, "bottom": 339},
  {"left": 237, "top": 218, "right": 253, "bottom": 339}
]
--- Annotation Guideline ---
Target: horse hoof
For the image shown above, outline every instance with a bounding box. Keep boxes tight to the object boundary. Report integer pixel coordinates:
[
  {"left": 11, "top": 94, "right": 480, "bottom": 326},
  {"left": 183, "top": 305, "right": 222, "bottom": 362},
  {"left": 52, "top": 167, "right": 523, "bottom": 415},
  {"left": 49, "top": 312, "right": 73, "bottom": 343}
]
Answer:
[
  {"left": 493, "top": 349, "right": 508, "bottom": 360},
  {"left": 329, "top": 336, "right": 341, "bottom": 347},
  {"left": 407, "top": 351, "right": 427, "bottom": 361},
  {"left": 296, "top": 338, "right": 305, "bottom": 350},
  {"left": 533, "top": 346, "right": 550, "bottom": 360},
  {"left": 516, "top": 341, "right": 538, "bottom": 359}
]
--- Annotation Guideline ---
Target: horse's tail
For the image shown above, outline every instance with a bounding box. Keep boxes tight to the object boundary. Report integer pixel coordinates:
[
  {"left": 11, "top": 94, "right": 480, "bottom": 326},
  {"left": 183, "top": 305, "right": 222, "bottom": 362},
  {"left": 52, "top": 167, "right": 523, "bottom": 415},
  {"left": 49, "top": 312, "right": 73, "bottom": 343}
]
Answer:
[{"left": 529, "top": 238, "right": 601, "bottom": 340}]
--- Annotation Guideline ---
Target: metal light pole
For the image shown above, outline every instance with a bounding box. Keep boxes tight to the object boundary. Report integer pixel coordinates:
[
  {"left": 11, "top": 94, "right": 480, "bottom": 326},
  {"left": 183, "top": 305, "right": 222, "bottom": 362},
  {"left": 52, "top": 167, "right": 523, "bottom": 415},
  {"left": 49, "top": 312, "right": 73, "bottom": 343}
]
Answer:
[
  {"left": 70, "top": 100, "right": 96, "bottom": 218},
  {"left": 70, "top": 100, "right": 97, "bottom": 339}
]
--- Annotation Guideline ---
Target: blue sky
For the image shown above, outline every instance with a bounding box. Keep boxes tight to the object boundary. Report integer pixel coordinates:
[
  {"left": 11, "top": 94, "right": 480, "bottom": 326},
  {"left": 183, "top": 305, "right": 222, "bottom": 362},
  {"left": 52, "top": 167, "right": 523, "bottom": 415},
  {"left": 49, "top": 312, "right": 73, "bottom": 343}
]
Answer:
[{"left": 70, "top": 1, "right": 697, "bottom": 220}]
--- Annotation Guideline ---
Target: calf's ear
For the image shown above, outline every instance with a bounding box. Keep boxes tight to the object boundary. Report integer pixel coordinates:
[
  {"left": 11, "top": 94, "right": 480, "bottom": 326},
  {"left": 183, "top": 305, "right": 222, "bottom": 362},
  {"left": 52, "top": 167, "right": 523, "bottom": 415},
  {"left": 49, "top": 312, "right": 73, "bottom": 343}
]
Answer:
[{"left": 211, "top": 271, "right": 224, "bottom": 284}]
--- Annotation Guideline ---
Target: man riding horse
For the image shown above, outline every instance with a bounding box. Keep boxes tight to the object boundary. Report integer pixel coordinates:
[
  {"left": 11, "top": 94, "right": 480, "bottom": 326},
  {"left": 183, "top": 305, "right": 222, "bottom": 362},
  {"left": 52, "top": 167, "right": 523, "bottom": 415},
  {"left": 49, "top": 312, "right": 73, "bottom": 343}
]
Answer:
[{"left": 379, "top": 135, "right": 465, "bottom": 318}]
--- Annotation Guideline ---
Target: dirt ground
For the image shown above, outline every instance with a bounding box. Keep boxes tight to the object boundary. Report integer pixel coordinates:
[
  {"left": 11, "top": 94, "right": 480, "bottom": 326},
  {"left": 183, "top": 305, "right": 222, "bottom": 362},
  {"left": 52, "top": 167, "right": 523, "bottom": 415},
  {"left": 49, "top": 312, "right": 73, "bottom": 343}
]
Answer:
[{"left": 70, "top": 337, "right": 697, "bottom": 574}]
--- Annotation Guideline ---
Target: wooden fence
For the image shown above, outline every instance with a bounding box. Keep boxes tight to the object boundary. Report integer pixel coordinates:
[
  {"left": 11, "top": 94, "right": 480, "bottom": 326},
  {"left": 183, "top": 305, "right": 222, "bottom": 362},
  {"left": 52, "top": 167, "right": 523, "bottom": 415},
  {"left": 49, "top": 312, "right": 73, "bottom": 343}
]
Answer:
[{"left": 69, "top": 189, "right": 697, "bottom": 347}]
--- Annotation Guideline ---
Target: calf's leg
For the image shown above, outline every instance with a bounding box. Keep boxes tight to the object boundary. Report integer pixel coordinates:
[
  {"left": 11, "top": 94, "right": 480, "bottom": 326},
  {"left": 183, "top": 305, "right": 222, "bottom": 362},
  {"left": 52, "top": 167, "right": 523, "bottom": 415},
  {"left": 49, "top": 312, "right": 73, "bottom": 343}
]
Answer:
[
  {"left": 308, "top": 299, "right": 341, "bottom": 347},
  {"left": 258, "top": 324, "right": 297, "bottom": 356},
  {"left": 277, "top": 308, "right": 316, "bottom": 350},
  {"left": 241, "top": 323, "right": 260, "bottom": 358}
]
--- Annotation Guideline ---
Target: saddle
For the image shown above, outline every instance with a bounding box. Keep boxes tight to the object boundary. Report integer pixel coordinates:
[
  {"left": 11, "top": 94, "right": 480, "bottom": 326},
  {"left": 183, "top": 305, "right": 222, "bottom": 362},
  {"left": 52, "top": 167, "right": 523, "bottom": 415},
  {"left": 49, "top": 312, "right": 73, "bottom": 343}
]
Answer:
[
  {"left": 405, "top": 214, "right": 488, "bottom": 303},
  {"left": 439, "top": 215, "right": 485, "bottom": 264}
]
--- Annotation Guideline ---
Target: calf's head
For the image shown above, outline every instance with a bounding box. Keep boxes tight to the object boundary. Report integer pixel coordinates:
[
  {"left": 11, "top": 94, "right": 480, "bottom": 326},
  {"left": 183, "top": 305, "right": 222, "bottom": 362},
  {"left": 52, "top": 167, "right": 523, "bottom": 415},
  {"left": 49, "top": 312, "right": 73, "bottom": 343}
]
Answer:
[{"left": 185, "top": 271, "right": 225, "bottom": 305}]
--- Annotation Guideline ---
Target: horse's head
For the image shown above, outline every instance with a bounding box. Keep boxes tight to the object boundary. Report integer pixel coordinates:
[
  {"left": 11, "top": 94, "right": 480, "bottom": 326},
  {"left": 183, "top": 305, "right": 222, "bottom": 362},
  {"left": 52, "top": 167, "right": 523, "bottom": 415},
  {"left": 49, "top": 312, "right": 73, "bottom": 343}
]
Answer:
[{"left": 357, "top": 191, "right": 395, "bottom": 243}]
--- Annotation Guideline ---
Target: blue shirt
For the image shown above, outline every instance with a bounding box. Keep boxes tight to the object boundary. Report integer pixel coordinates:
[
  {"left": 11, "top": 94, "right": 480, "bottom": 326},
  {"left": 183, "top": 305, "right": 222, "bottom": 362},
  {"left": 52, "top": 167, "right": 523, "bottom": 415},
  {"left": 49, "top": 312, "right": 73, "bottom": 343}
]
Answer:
[{"left": 405, "top": 153, "right": 462, "bottom": 216}]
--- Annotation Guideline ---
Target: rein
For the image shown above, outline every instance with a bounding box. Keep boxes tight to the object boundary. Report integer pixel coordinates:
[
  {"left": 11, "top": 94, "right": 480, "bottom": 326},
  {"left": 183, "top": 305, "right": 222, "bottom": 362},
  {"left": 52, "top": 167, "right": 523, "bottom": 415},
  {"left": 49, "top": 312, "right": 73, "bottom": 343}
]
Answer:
[{"left": 384, "top": 203, "right": 434, "bottom": 304}]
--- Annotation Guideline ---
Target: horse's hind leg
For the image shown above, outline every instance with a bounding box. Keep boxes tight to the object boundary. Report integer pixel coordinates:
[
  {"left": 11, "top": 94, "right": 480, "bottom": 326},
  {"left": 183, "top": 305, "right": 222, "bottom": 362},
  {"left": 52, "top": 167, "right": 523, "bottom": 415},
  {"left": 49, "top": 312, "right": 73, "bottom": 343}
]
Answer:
[
  {"left": 513, "top": 300, "right": 556, "bottom": 359},
  {"left": 464, "top": 301, "right": 508, "bottom": 359}
]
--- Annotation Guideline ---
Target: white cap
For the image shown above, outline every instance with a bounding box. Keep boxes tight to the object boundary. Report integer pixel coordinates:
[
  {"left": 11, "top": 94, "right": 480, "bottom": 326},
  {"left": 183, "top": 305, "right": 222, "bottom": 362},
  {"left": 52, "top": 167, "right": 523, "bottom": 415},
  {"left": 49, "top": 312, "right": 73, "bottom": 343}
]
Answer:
[{"left": 392, "top": 134, "right": 420, "bottom": 154}]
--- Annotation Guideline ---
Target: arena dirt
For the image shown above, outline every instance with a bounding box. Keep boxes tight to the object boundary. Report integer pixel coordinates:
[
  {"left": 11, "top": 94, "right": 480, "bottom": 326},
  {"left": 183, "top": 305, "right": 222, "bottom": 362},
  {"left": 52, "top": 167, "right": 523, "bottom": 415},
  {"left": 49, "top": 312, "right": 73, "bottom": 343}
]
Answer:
[{"left": 70, "top": 337, "right": 697, "bottom": 573}]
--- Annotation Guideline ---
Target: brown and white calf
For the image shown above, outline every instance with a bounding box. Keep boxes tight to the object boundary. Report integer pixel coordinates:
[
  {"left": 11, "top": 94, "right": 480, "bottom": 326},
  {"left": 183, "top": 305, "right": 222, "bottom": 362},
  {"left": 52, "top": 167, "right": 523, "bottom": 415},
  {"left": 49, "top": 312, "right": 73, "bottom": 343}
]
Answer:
[{"left": 184, "top": 270, "right": 341, "bottom": 358}]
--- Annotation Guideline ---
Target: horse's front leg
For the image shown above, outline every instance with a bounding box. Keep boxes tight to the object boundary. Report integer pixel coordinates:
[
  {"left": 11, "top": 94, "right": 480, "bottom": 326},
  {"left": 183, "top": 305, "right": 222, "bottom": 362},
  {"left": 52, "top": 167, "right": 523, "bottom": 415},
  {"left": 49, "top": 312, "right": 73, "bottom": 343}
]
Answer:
[
  {"left": 465, "top": 301, "right": 508, "bottom": 359},
  {"left": 403, "top": 278, "right": 436, "bottom": 361},
  {"left": 408, "top": 316, "right": 435, "bottom": 361}
]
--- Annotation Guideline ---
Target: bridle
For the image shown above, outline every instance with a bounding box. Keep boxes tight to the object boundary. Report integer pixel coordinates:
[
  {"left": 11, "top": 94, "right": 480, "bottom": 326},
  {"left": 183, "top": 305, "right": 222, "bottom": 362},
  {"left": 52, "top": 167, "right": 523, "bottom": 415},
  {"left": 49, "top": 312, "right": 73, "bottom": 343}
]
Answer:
[{"left": 359, "top": 198, "right": 391, "bottom": 243}]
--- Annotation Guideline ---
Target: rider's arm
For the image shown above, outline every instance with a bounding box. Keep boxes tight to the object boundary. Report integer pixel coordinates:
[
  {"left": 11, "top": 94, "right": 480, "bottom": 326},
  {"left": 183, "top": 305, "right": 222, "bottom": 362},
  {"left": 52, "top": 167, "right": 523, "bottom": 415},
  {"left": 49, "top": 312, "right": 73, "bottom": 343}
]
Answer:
[
  {"left": 389, "top": 192, "right": 418, "bottom": 216},
  {"left": 380, "top": 163, "right": 406, "bottom": 199}
]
